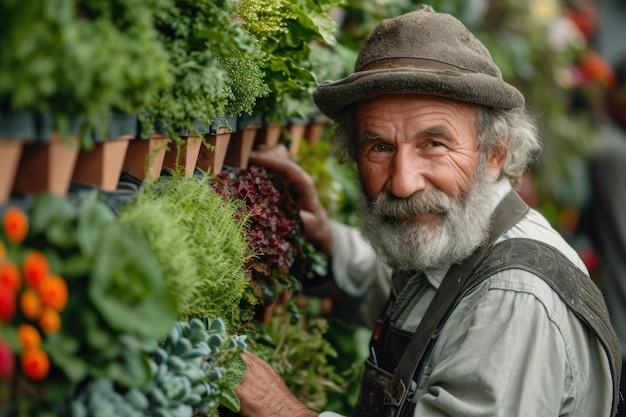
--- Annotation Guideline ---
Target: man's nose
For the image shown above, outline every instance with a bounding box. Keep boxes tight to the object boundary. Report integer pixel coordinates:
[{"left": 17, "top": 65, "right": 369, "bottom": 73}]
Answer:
[{"left": 387, "top": 150, "right": 428, "bottom": 198}]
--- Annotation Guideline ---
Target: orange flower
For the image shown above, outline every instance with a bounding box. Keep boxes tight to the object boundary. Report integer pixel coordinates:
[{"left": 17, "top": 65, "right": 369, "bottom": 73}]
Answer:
[
  {"left": 17, "top": 323, "right": 42, "bottom": 350},
  {"left": 3, "top": 207, "right": 29, "bottom": 244},
  {"left": 20, "top": 287, "right": 43, "bottom": 320},
  {"left": 0, "top": 259, "right": 21, "bottom": 293},
  {"left": 0, "top": 287, "right": 16, "bottom": 323},
  {"left": 22, "top": 251, "right": 49, "bottom": 289},
  {"left": 0, "top": 241, "right": 6, "bottom": 260},
  {"left": 39, "top": 308, "right": 61, "bottom": 334},
  {"left": 38, "top": 274, "right": 68, "bottom": 311},
  {"left": 20, "top": 347, "right": 50, "bottom": 381}
]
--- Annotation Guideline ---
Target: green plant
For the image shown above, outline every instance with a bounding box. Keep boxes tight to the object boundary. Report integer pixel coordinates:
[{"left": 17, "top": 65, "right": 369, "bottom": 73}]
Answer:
[
  {"left": 212, "top": 166, "right": 327, "bottom": 308},
  {"left": 65, "top": 318, "right": 247, "bottom": 417},
  {"left": 237, "top": 0, "right": 343, "bottom": 122},
  {"left": 0, "top": 0, "right": 172, "bottom": 146},
  {"left": 142, "top": 0, "right": 264, "bottom": 140},
  {"left": 119, "top": 172, "right": 253, "bottom": 331},
  {"left": 0, "top": 193, "right": 179, "bottom": 415},
  {"left": 248, "top": 305, "right": 352, "bottom": 412}
]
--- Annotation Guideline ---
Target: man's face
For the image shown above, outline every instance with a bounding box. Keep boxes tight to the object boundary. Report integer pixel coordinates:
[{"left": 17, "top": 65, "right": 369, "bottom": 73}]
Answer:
[{"left": 355, "top": 95, "right": 505, "bottom": 270}]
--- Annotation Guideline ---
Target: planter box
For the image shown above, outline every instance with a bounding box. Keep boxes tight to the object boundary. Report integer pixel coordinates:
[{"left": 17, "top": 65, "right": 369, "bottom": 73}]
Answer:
[
  {"left": 72, "top": 138, "right": 131, "bottom": 191},
  {"left": 12, "top": 133, "right": 80, "bottom": 196},
  {"left": 72, "top": 114, "right": 137, "bottom": 190},
  {"left": 286, "top": 119, "right": 308, "bottom": 157},
  {"left": 256, "top": 122, "right": 282, "bottom": 148},
  {"left": 163, "top": 135, "right": 202, "bottom": 178},
  {"left": 0, "top": 111, "right": 36, "bottom": 203},
  {"left": 304, "top": 114, "right": 327, "bottom": 146},
  {"left": 197, "top": 115, "right": 237, "bottom": 174},
  {"left": 123, "top": 134, "right": 170, "bottom": 183},
  {"left": 224, "top": 126, "right": 258, "bottom": 169}
]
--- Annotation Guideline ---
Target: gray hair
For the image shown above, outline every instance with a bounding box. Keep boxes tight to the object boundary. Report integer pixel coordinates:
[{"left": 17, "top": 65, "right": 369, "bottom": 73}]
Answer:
[{"left": 331, "top": 101, "right": 542, "bottom": 188}]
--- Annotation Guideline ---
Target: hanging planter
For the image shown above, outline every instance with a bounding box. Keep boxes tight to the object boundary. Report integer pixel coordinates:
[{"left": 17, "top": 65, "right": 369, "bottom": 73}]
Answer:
[
  {"left": 162, "top": 135, "right": 203, "bottom": 178},
  {"left": 285, "top": 118, "right": 308, "bottom": 157},
  {"left": 0, "top": 111, "right": 36, "bottom": 203},
  {"left": 123, "top": 119, "right": 170, "bottom": 182},
  {"left": 255, "top": 121, "right": 283, "bottom": 148},
  {"left": 12, "top": 132, "right": 80, "bottom": 197},
  {"left": 224, "top": 113, "right": 262, "bottom": 169},
  {"left": 72, "top": 114, "right": 137, "bottom": 191},
  {"left": 197, "top": 115, "right": 237, "bottom": 174},
  {"left": 303, "top": 114, "right": 327, "bottom": 146}
]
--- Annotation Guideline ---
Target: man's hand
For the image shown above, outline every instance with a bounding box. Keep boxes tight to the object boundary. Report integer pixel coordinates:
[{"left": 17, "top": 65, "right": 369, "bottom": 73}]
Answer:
[
  {"left": 250, "top": 145, "right": 333, "bottom": 255},
  {"left": 235, "top": 352, "right": 319, "bottom": 417}
]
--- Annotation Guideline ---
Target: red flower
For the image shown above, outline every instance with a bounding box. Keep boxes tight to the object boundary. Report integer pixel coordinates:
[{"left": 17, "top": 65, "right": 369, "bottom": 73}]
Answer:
[{"left": 0, "top": 338, "right": 15, "bottom": 380}]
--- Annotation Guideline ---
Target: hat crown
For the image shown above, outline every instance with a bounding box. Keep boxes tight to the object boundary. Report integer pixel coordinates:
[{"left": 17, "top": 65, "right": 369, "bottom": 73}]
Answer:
[{"left": 355, "top": 5, "right": 503, "bottom": 80}]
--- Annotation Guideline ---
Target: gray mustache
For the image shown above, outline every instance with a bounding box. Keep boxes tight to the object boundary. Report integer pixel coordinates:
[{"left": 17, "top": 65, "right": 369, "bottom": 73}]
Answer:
[{"left": 371, "top": 191, "right": 451, "bottom": 219}]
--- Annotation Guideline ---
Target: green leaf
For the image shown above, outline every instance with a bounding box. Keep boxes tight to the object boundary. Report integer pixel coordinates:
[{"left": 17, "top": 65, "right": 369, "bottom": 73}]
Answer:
[
  {"left": 218, "top": 352, "right": 246, "bottom": 411},
  {"left": 76, "top": 194, "right": 116, "bottom": 256},
  {"left": 88, "top": 223, "right": 178, "bottom": 339},
  {"left": 29, "top": 194, "right": 77, "bottom": 248}
]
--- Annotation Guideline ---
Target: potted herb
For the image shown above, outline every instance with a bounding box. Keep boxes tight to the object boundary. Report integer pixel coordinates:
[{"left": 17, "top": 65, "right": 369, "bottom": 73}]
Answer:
[{"left": 236, "top": 0, "right": 341, "bottom": 132}]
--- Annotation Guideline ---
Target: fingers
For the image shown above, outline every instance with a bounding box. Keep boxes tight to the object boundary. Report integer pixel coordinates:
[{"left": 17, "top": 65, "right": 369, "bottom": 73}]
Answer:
[{"left": 236, "top": 352, "right": 317, "bottom": 417}]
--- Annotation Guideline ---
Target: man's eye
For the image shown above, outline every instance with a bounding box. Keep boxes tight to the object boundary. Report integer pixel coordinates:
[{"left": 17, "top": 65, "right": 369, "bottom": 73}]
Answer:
[
  {"left": 427, "top": 141, "right": 442, "bottom": 148},
  {"left": 374, "top": 143, "right": 391, "bottom": 152}
]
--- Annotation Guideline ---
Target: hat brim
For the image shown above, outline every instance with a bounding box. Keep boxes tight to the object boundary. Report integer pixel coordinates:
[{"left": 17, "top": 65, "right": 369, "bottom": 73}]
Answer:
[{"left": 313, "top": 67, "right": 525, "bottom": 120}]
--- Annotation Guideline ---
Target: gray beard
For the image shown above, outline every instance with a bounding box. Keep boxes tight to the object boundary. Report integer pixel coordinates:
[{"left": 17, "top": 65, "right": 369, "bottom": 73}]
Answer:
[{"left": 357, "top": 168, "right": 497, "bottom": 272}]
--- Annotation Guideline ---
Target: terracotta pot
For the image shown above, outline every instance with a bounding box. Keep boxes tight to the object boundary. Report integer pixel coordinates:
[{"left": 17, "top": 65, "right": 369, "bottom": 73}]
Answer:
[
  {"left": 197, "top": 129, "right": 232, "bottom": 174},
  {"left": 122, "top": 134, "right": 170, "bottom": 182},
  {"left": 0, "top": 111, "right": 36, "bottom": 203},
  {"left": 12, "top": 133, "right": 80, "bottom": 196},
  {"left": 224, "top": 126, "right": 258, "bottom": 169},
  {"left": 0, "top": 141, "right": 25, "bottom": 204},
  {"left": 196, "top": 115, "right": 237, "bottom": 174},
  {"left": 72, "top": 114, "right": 137, "bottom": 190},
  {"left": 303, "top": 114, "right": 327, "bottom": 146},
  {"left": 256, "top": 122, "right": 282, "bottom": 148},
  {"left": 163, "top": 135, "right": 202, "bottom": 178},
  {"left": 286, "top": 121, "right": 307, "bottom": 157},
  {"left": 72, "top": 138, "right": 131, "bottom": 191}
]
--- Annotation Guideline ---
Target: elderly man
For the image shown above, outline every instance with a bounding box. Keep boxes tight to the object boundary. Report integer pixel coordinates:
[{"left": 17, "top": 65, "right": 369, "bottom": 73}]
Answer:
[{"left": 236, "top": 5, "right": 621, "bottom": 417}]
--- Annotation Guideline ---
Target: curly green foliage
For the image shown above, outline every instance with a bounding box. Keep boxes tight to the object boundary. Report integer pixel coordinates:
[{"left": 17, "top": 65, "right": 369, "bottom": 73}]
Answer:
[
  {"left": 118, "top": 186, "right": 196, "bottom": 319},
  {"left": 221, "top": 48, "right": 271, "bottom": 117},
  {"left": 144, "top": 0, "right": 259, "bottom": 140},
  {"left": 0, "top": 0, "right": 172, "bottom": 145},
  {"left": 127, "top": 173, "right": 253, "bottom": 331},
  {"left": 237, "top": 0, "right": 342, "bottom": 121}
]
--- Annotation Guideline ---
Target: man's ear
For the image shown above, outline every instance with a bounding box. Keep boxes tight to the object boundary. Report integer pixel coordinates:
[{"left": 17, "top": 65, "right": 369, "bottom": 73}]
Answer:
[{"left": 486, "top": 147, "right": 508, "bottom": 179}]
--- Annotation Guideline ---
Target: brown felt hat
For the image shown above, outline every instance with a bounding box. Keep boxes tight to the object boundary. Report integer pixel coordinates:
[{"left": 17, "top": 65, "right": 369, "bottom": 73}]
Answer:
[{"left": 314, "top": 5, "right": 525, "bottom": 120}]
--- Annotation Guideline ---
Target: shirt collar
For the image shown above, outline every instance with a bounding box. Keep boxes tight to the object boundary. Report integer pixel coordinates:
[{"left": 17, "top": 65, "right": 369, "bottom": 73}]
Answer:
[{"left": 422, "top": 180, "right": 512, "bottom": 289}]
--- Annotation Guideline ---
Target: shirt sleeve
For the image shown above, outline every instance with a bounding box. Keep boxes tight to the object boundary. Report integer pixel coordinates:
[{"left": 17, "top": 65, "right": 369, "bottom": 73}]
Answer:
[
  {"left": 328, "top": 219, "right": 392, "bottom": 328},
  {"left": 318, "top": 412, "right": 345, "bottom": 417},
  {"left": 412, "top": 269, "right": 612, "bottom": 417}
]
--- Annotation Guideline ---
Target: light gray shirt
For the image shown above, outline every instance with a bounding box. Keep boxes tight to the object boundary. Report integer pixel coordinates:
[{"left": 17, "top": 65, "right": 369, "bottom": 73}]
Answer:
[{"left": 319, "top": 181, "right": 613, "bottom": 417}]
